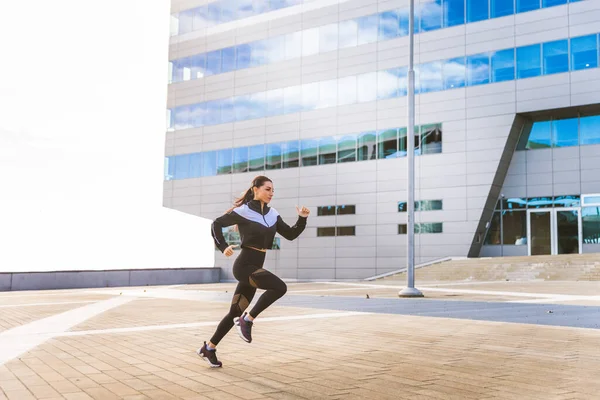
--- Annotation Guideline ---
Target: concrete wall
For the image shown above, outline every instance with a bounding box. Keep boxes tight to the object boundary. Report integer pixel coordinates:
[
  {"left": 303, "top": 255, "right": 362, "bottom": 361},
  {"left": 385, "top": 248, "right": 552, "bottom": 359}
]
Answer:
[{"left": 165, "top": 0, "right": 600, "bottom": 279}]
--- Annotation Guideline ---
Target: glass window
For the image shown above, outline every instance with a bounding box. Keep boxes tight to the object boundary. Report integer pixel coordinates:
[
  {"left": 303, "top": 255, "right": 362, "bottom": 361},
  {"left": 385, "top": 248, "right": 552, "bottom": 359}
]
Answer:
[
  {"left": 165, "top": 156, "right": 175, "bottom": 181},
  {"left": 337, "top": 135, "right": 357, "bottom": 163},
  {"left": 266, "top": 88, "right": 284, "bottom": 117},
  {"left": 282, "top": 140, "right": 300, "bottom": 169},
  {"left": 417, "top": 200, "right": 443, "bottom": 211},
  {"left": 358, "top": 131, "right": 377, "bottom": 161},
  {"left": 339, "top": 19, "right": 358, "bottom": 49},
  {"left": 398, "top": 9, "right": 410, "bottom": 36},
  {"left": 318, "top": 206, "right": 336, "bottom": 216},
  {"left": 191, "top": 54, "right": 207, "bottom": 79},
  {"left": 205, "top": 100, "right": 222, "bottom": 126},
  {"left": 554, "top": 195, "right": 580, "bottom": 207},
  {"left": 236, "top": 44, "right": 252, "bottom": 70},
  {"left": 234, "top": 95, "right": 251, "bottom": 122},
  {"left": 378, "top": 129, "right": 399, "bottom": 159},
  {"left": 318, "top": 79, "right": 338, "bottom": 109},
  {"left": 583, "top": 207, "right": 600, "bottom": 244},
  {"left": 170, "top": 14, "right": 180, "bottom": 37},
  {"left": 417, "top": 61, "right": 443, "bottom": 93},
  {"left": 337, "top": 205, "right": 356, "bottom": 215},
  {"left": 398, "top": 127, "right": 408, "bottom": 157},
  {"left": 221, "top": 47, "right": 236, "bottom": 73},
  {"left": 543, "top": 39, "right": 569, "bottom": 75},
  {"left": 174, "top": 154, "right": 190, "bottom": 179},
  {"left": 517, "top": 0, "right": 541, "bottom": 13},
  {"left": 398, "top": 224, "right": 408, "bottom": 234},
  {"left": 502, "top": 211, "right": 527, "bottom": 245},
  {"left": 417, "top": 223, "right": 443, "bottom": 233},
  {"left": 397, "top": 67, "right": 409, "bottom": 96},
  {"left": 580, "top": 115, "right": 600, "bottom": 145},
  {"left": 266, "top": 143, "right": 282, "bottom": 170},
  {"left": 420, "top": 124, "right": 443, "bottom": 154},
  {"left": 171, "top": 57, "right": 191, "bottom": 83},
  {"left": 571, "top": 35, "right": 599, "bottom": 71},
  {"left": 467, "top": 54, "right": 490, "bottom": 86},
  {"left": 443, "top": 0, "right": 465, "bottom": 27},
  {"left": 178, "top": 9, "right": 195, "bottom": 35},
  {"left": 233, "top": 147, "right": 249, "bottom": 174},
  {"left": 338, "top": 76, "right": 357, "bottom": 106},
  {"left": 377, "top": 70, "right": 398, "bottom": 100},
  {"left": 337, "top": 226, "right": 356, "bottom": 236},
  {"left": 517, "top": 44, "right": 542, "bottom": 79},
  {"left": 491, "top": 49, "right": 515, "bottom": 82},
  {"left": 443, "top": 57, "right": 466, "bottom": 89},
  {"left": 357, "top": 72, "right": 377, "bottom": 103},
  {"left": 194, "top": 6, "right": 211, "bottom": 30},
  {"left": 526, "top": 121, "right": 552, "bottom": 149},
  {"left": 220, "top": 0, "right": 237, "bottom": 22},
  {"left": 420, "top": 1, "right": 442, "bottom": 31},
  {"left": 317, "top": 227, "right": 336, "bottom": 237},
  {"left": 206, "top": 50, "right": 222, "bottom": 76},
  {"left": 284, "top": 85, "right": 302, "bottom": 114},
  {"left": 263, "top": 36, "right": 285, "bottom": 65},
  {"left": 319, "top": 23, "right": 338, "bottom": 53},
  {"left": 467, "top": 0, "right": 489, "bottom": 22},
  {"left": 285, "top": 31, "right": 302, "bottom": 60},
  {"left": 501, "top": 198, "right": 527, "bottom": 210},
  {"left": 220, "top": 98, "right": 235, "bottom": 124},
  {"left": 249, "top": 91, "right": 266, "bottom": 119},
  {"left": 491, "top": 0, "right": 514, "bottom": 18},
  {"left": 201, "top": 151, "right": 217, "bottom": 177},
  {"left": 358, "top": 14, "right": 378, "bottom": 45},
  {"left": 583, "top": 196, "right": 600, "bottom": 206},
  {"left": 217, "top": 149, "right": 232, "bottom": 175},
  {"left": 248, "top": 144, "right": 265, "bottom": 171},
  {"left": 484, "top": 212, "right": 501, "bottom": 245},
  {"left": 207, "top": 3, "right": 221, "bottom": 24},
  {"left": 301, "top": 139, "right": 318, "bottom": 167},
  {"left": 552, "top": 118, "right": 578, "bottom": 147},
  {"left": 302, "top": 28, "right": 320, "bottom": 57},
  {"left": 173, "top": 105, "right": 191, "bottom": 130},
  {"left": 302, "top": 82, "right": 319, "bottom": 112},
  {"left": 318, "top": 137, "right": 337, "bottom": 165},
  {"left": 528, "top": 197, "right": 554, "bottom": 208},
  {"left": 379, "top": 10, "right": 399, "bottom": 40},
  {"left": 543, "top": 0, "right": 567, "bottom": 6}
]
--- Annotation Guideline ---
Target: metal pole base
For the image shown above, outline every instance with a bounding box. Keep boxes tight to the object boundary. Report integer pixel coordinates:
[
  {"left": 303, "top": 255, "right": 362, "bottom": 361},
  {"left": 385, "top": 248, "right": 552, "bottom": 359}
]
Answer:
[{"left": 398, "top": 287, "right": 424, "bottom": 298}]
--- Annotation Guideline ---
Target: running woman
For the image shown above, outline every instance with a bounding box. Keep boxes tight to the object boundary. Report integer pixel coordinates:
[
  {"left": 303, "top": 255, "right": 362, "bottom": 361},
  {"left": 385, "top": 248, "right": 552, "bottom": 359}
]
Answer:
[{"left": 197, "top": 175, "right": 310, "bottom": 367}]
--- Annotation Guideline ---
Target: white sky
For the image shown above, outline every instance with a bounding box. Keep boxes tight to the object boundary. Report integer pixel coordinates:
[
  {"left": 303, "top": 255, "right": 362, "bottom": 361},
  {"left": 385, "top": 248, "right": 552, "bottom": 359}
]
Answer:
[{"left": 0, "top": 0, "right": 214, "bottom": 272}]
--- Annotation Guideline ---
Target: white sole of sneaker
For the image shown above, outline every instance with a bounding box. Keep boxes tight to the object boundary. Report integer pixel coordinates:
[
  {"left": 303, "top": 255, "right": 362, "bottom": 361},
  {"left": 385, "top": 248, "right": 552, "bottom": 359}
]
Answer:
[
  {"left": 233, "top": 317, "right": 251, "bottom": 343},
  {"left": 196, "top": 349, "right": 222, "bottom": 368}
]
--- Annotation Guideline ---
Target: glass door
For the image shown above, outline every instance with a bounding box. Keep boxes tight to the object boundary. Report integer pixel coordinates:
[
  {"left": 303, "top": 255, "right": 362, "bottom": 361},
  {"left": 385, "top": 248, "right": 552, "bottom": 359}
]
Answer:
[
  {"left": 555, "top": 208, "right": 582, "bottom": 255},
  {"left": 528, "top": 210, "right": 553, "bottom": 255}
]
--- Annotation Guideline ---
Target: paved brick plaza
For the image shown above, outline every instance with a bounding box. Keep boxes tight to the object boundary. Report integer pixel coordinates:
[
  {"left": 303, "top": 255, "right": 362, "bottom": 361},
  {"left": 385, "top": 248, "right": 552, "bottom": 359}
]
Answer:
[{"left": 1, "top": 280, "right": 600, "bottom": 399}]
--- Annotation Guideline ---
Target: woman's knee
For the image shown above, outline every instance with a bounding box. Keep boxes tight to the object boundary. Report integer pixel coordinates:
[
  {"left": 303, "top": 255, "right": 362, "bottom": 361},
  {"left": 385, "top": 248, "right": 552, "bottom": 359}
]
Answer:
[{"left": 275, "top": 281, "right": 287, "bottom": 297}]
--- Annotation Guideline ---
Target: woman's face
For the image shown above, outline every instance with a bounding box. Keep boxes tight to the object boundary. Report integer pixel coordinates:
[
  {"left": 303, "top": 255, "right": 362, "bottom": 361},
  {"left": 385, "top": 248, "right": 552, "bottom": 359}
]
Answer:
[{"left": 254, "top": 181, "right": 274, "bottom": 204}]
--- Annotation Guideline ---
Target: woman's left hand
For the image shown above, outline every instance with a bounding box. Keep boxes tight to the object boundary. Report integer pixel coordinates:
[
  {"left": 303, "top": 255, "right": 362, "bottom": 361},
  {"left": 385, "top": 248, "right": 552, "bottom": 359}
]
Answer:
[{"left": 296, "top": 205, "right": 310, "bottom": 218}]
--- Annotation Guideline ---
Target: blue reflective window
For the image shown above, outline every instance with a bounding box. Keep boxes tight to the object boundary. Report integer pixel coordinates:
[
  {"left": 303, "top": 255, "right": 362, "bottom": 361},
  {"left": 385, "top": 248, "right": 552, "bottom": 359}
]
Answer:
[
  {"left": 233, "top": 147, "right": 249, "bottom": 174},
  {"left": 358, "top": 131, "right": 377, "bottom": 161},
  {"left": 191, "top": 54, "right": 206, "bottom": 80},
  {"left": 285, "top": 31, "right": 302, "bottom": 60},
  {"left": 379, "top": 11, "right": 399, "bottom": 40},
  {"left": 337, "top": 135, "right": 357, "bottom": 163},
  {"left": 396, "top": 67, "right": 408, "bottom": 96},
  {"left": 249, "top": 92, "right": 266, "bottom": 119},
  {"left": 543, "top": 0, "right": 567, "bottom": 6},
  {"left": 527, "top": 121, "right": 551, "bottom": 149},
  {"left": 301, "top": 139, "right": 318, "bottom": 166},
  {"left": 284, "top": 86, "right": 303, "bottom": 114},
  {"left": 443, "top": 0, "right": 465, "bottom": 27},
  {"left": 165, "top": 156, "right": 175, "bottom": 180},
  {"left": 491, "top": 49, "right": 515, "bottom": 82},
  {"left": 179, "top": 9, "right": 194, "bottom": 35},
  {"left": 491, "top": 0, "right": 514, "bottom": 18},
  {"left": 543, "top": 39, "right": 569, "bottom": 74},
  {"left": 174, "top": 105, "right": 191, "bottom": 130},
  {"left": 221, "top": 47, "right": 236, "bottom": 73},
  {"left": 249, "top": 144, "right": 265, "bottom": 171},
  {"left": 443, "top": 57, "right": 466, "bottom": 89},
  {"left": 417, "top": 62, "right": 443, "bottom": 93},
  {"left": 517, "top": 0, "right": 540, "bottom": 13},
  {"left": 517, "top": 44, "right": 541, "bottom": 78},
  {"left": 571, "top": 35, "right": 599, "bottom": 71},
  {"left": 398, "top": 9, "right": 410, "bottom": 36},
  {"left": 378, "top": 129, "right": 399, "bottom": 159},
  {"left": 319, "top": 23, "right": 338, "bottom": 53},
  {"left": 420, "top": 1, "right": 442, "bottom": 32},
  {"left": 281, "top": 140, "right": 299, "bottom": 168},
  {"left": 194, "top": 6, "right": 211, "bottom": 30},
  {"left": 358, "top": 14, "right": 378, "bottom": 45},
  {"left": 234, "top": 95, "right": 251, "bottom": 122},
  {"left": 467, "top": 0, "right": 489, "bottom": 22},
  {"left": 552, "top": 118, "right": 578, "bottom": 147},
  {"left": 302, "top": 82, "right": 319, "bottom": 112},
  {"left": 267, "top": 89, "right": 284, "bottom": 117},
  {"left": 207, "top": 3, "right": 221, "bottom": 25},
  {"left": 217, "top": 149, "right": 232, "bottom": 175},
  {"left": 266, "top": 143, "right": 282, "bottom": 170},
  {"left": 358, "top": 72, "right": 377, "bottom": 103},
  {"left": 580, "top": 115, "right": 600, "bottom": 145},
  {"left": 338, "top": 76, "right": 357, "bottom": 106},
  {"left": 220, "top": 98, "right": 235, "bottom": 124},
  {"left": 467, "top": 54, "right": 490, "bottom": 86},
  {"left": 205, "top": 101, "right": 221, "bottom": 126},
  {"left": 190, "top": 103, "right": 205, "bottom": 127},
  {"left": 189, "top": 153, "right": 201, "bottom": 178},
  {"left": 236, "top": 44, "right": 251, "bottom": 70},
  {"left": 206, "top": 50, "right": 222, "bottom": 76},
  {"left": 319, "top": 79, "right": 338, "bottom": 108},
  {"left": 339, "top": 19, "right": 358, "bottom": 48},
  {"left": 377, "top": 70, "right": 399, "bottom": 100},
  {"left": 175, "top": 154, "right": 190, "bottom": 179},
  {"left": 201, "top": 151, "right": 217, "bottom": 177},
  {"left": 319, "top": 137, "right": 337, "bottom": 165}
]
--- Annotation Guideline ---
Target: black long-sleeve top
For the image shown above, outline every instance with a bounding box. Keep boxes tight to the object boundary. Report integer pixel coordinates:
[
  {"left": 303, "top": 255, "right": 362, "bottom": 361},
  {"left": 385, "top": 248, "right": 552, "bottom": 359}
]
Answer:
[{"left": 211, "top": 199, "right": 307, "bottom": 253}]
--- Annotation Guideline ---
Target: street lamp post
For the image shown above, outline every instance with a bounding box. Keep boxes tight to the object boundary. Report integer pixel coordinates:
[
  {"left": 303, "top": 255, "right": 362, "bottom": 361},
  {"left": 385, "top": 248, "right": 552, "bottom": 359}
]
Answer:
[{"left": 399, "top": 0, "right": 424, "bottom": 298}]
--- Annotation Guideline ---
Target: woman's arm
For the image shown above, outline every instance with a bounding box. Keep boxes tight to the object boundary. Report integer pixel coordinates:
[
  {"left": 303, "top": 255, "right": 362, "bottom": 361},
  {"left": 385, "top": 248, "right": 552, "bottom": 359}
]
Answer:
[
  {"left": 276, "top": 206, "right": 310, "bottom": 241},
  {"left": 211, "top": 211, "right": 245, "bottom": 253}
]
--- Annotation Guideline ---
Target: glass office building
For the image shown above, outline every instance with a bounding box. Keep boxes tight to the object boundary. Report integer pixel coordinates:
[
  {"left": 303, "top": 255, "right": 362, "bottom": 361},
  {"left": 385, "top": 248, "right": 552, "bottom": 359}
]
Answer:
[{"left": 164, "top": 0, "right": 600, "bottom": 280}]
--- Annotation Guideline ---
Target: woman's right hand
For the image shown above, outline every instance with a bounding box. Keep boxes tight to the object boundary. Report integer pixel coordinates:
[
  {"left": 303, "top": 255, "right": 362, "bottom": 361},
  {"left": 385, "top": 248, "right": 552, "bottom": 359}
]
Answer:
[{"left": 223, "top": 245, "right": 238, "bottom": 257}]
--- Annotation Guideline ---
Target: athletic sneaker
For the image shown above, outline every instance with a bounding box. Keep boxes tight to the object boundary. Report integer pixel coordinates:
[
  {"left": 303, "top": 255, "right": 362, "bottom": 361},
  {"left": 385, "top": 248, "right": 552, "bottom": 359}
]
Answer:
[
  {"left": 197, "top": 342, "right": 222, "bottom": 368},
  {"left": 234, "top": 313, "right": 253, "bottom": 343}
]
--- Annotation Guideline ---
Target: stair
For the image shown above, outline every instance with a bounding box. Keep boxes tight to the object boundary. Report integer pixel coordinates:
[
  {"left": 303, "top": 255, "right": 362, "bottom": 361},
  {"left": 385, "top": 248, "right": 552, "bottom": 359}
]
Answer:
[{"left": 381, "top": 254, "right": 600, "bottom": 282}]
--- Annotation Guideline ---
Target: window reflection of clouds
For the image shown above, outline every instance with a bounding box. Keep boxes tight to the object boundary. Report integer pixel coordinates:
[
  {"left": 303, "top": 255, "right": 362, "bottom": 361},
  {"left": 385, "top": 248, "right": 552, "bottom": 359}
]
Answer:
[
  {"left": 166, "top": 35, "right": 599, "bottom": 131},
  {"left": 170, "top": 1, "right": 580, "bottom": 83}
]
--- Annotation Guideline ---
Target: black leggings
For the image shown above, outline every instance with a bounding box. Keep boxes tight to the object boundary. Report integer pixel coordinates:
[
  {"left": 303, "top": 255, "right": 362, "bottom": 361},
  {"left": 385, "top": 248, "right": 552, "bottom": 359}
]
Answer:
[{"left": 210, "top": 247, "right": 287, "bottom": 345}]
